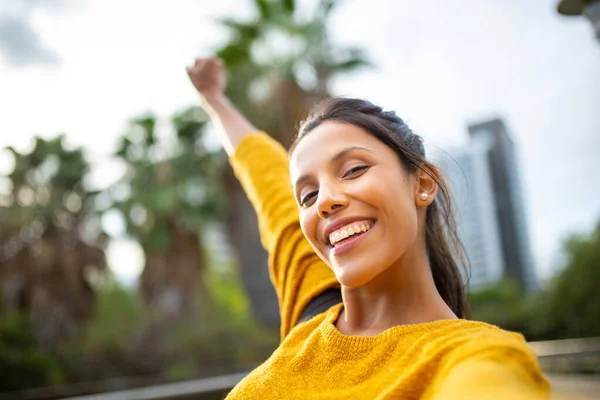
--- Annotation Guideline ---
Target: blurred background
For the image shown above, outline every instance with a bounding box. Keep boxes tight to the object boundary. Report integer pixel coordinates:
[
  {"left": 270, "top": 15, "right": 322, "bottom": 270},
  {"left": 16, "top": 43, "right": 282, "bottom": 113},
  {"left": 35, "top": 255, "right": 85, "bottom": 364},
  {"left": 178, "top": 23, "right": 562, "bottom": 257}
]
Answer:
[{"left": 0, "top": 0, "right": 598, "bottom": 399}]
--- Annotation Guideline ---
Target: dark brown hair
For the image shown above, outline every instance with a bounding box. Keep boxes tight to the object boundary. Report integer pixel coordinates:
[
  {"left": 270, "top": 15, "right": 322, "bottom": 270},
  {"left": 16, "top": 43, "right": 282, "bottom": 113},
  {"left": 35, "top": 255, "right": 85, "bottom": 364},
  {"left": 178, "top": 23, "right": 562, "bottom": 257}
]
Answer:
[{"left": 291, "top": 97, "right": 471, "bottom": 319}]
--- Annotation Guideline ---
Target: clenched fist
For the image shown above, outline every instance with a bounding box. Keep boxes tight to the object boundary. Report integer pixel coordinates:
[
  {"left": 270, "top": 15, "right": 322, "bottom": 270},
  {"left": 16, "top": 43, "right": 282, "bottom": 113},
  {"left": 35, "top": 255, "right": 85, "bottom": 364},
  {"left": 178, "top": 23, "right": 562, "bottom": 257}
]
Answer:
[{"left": 186, "top": 57, "right": 226, "bottom": 101}]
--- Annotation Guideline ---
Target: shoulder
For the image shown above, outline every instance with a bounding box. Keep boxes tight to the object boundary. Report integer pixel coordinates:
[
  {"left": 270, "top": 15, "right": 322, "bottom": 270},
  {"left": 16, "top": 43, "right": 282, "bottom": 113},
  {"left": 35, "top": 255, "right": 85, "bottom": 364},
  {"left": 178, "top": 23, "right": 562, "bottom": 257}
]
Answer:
[
  {"left": 433, "top": 319, "right": 530, "bottom": 351},
  {"left": 428, "top": 320, "right": 539, "bottom": 370},
  {"left": 422, "top": 321, "right": 550, "bottom": 398},
  {"left": 407, "top": 319, "right": 533, "bottom": 365}
]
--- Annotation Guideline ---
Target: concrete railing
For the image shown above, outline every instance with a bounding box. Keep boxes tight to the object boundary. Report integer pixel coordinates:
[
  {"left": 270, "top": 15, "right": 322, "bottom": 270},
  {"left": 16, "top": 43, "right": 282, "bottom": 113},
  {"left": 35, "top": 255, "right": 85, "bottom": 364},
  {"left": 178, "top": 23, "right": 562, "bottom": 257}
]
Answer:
[
  {"left": 60, "top": 372, "right": 248, "bottom": 400},
  {"left": 528, "top": 336, "right": 600, "bottom": 357}
]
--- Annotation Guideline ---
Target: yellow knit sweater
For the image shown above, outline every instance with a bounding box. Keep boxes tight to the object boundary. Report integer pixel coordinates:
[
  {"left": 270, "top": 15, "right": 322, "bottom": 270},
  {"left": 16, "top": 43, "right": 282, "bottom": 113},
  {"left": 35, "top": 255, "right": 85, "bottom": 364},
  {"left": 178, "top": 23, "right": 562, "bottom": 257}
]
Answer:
[{"left": 226, "top": 132, "right": 550, "bottom": 399}]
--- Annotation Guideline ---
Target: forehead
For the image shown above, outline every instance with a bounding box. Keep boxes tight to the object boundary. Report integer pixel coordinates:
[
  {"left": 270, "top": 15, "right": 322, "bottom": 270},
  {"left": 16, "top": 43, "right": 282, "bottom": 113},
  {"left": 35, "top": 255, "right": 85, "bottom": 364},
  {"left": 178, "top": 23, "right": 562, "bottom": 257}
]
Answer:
[{"left": 290, "top": 121, "right": 387, "bottom": 176}]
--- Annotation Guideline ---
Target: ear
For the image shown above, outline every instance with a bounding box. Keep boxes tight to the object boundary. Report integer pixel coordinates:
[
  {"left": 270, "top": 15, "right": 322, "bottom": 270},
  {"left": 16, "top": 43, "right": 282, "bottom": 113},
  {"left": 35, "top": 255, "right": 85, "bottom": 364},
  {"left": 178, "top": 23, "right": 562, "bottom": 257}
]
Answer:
[{"left": 414, "top": 166, "right": 438, "bottom": 207}]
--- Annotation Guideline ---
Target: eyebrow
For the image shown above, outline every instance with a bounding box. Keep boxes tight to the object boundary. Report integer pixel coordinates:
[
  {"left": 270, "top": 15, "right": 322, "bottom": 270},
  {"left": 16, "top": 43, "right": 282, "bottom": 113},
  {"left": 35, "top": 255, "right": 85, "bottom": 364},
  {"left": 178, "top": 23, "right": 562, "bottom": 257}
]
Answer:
[{"left": 294, "top": 146, "right": 372, "bottom": 187}]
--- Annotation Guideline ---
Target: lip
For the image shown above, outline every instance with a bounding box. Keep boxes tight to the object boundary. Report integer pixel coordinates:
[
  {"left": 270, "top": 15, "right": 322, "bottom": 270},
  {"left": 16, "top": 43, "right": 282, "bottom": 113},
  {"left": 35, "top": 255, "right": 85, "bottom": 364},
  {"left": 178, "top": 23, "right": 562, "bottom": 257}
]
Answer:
[
  {"left": 329, "top": 221, "right": 375, "bottom": 256},
  {"left": 323, "top": 216, "right": 376, "bottom": 245}
]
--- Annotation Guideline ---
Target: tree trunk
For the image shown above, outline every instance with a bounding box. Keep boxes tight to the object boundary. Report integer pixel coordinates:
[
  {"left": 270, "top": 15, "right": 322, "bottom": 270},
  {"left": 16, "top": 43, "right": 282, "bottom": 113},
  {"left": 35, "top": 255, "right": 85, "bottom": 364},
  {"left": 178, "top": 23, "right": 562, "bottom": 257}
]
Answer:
[
  {"left": 223, "top": 165, "right": 280, "bottom": 328},
  {"left": 140, "top": 225, "right": 203, "bottom": 320}
]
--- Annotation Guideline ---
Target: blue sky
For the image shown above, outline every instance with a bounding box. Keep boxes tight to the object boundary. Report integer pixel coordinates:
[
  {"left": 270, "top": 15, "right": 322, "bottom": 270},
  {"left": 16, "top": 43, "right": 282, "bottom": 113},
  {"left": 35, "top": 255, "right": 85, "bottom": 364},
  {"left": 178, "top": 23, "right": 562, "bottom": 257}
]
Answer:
[{"left": 0, "top": 0, "right": 598, "bottom": 284}]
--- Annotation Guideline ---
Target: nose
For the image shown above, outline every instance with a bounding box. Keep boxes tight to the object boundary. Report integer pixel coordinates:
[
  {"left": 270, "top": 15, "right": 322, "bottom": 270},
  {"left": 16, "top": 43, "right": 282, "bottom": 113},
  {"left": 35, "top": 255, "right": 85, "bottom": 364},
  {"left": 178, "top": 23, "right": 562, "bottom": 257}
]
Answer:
[{"left": 316, "top": 183, "right": 348, "bottom": 219}]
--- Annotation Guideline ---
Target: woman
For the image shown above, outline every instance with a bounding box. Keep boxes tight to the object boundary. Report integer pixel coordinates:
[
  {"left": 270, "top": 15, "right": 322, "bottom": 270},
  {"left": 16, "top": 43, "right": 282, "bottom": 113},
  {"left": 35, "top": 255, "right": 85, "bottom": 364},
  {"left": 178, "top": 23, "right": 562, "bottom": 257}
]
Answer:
[{"left": 186, "top": 58, "right": 550, "bottom": 399}]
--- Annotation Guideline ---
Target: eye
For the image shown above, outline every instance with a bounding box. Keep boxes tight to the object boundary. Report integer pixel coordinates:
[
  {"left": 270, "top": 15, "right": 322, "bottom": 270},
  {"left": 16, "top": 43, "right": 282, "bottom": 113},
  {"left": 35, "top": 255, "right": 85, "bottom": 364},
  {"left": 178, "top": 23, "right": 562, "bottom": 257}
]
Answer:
[
  {"left": 343, "top": 165, "right": 369, "bottom": 178},
  {"left": 300, "top": 191, "right": 318, "bottom": 207}
]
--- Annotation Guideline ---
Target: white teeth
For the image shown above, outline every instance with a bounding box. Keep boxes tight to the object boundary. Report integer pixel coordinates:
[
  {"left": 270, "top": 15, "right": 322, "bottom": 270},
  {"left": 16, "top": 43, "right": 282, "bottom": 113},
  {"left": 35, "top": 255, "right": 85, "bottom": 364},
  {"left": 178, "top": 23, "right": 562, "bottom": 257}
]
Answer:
[{"left": 329, "top": 221, "right": 373, "bottom": 246}]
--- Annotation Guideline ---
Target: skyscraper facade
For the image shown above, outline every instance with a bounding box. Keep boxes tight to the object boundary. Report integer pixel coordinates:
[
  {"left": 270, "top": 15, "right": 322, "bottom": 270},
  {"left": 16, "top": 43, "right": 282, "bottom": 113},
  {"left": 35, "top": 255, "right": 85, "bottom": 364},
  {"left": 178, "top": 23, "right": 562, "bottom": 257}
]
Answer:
[
  {"left": 435, "top": 118, "right": 538, "bottom": 291},
  {"left": 435, "top": 145, "right": 505, "bottom": 289}
]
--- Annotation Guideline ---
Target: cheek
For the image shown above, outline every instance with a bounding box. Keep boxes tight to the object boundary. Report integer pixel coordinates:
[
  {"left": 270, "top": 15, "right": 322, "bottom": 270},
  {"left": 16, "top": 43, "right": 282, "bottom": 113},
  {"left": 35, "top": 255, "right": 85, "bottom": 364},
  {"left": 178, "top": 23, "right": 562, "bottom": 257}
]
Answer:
[
  {"left": 299, "top": 212, "right": 321, "bottom": 252},
  {"left": 386, "top": 199, "right": 420, "bottom": 255},
  {"left": 386, "top": 188, "right": 418, "bottom": 226},
  {"left": 370, "top": 175, "right": 419, "bottom": 239},
  {"left": 354, "top": 170, "right": 413, "bottom": 214}
]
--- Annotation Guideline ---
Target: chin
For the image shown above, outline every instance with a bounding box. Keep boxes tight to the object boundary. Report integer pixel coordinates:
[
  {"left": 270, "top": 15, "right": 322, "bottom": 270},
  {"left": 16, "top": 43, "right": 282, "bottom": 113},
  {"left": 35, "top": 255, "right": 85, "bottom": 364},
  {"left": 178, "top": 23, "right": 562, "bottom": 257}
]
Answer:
[
  {"left": 330, "top": 250, "right": 396, "bottom": 288},
  {"left": 334, "top": 267, "right": 377, "bottom": 288}
]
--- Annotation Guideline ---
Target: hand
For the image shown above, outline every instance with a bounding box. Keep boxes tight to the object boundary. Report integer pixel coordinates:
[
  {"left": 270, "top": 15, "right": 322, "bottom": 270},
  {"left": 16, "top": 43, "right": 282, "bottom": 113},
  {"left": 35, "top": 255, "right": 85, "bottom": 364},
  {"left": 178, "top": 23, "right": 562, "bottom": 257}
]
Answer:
[{"left": 186, "top": 57, "right": 226, "bottom": 103}]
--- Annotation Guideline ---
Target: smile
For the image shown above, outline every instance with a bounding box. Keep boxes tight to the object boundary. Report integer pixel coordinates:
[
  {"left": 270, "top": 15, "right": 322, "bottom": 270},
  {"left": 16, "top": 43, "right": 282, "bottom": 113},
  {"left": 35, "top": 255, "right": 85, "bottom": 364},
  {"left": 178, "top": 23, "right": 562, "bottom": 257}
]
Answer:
[
  {"left": 329, "top": 220, "right": 374, "bottom": 246},
  {"left": 327, "top": 220, "right": 376, "bottom": 256}
]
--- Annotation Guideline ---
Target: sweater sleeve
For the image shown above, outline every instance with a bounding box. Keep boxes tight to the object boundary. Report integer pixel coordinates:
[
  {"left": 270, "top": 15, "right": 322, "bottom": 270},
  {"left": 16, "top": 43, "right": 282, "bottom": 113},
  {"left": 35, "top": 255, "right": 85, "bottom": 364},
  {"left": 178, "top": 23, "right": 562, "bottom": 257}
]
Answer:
[
  {"left": 425, "top": 334, "right": 550, "bottom": 400},
  {"left": 229, "top": 132, "right": 340, "bottom": 339}
]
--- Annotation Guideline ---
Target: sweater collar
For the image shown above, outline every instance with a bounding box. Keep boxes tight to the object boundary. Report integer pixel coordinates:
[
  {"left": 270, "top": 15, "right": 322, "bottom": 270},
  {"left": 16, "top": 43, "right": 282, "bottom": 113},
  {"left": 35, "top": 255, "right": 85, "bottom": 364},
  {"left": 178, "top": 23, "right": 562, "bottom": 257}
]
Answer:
[{"left": 319, "top": 303, "right": 480, "bottom": 349}]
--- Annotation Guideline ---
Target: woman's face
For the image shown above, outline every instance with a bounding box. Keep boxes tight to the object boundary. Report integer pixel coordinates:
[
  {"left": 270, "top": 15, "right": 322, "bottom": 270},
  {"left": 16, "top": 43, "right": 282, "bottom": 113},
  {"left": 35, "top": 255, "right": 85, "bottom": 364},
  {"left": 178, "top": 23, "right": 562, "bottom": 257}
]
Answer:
[{"left": 290, "top": 121, "right": 428, "bottom": 288}]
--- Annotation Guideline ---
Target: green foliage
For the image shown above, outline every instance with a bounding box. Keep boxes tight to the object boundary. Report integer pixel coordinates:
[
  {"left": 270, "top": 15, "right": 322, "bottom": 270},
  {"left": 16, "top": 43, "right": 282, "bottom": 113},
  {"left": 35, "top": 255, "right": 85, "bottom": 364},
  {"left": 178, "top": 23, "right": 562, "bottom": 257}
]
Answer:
[
  {"left": 58, "top": 281, "right": 144, "bottom": 382},
  {"left": 469, "top": 219, "right": 600, "bottom": 342},
  {"left": 80, "top": 281, "right": 143, "bottom": 352},
  {"left": 3, "top": 135, "right": 99, "bottom": 225},
  {"left": 528, "top": 220, "right": 600, "bottom": 339},
  {"left": 0, "top": 133, "right": 106, "bottom": 384},
  {"left": 468, "top": 279, "right": 530, "bottom": 333},
  {"left": 160, "top": 252, "right": 278, "bottom": 375},
  {"left": 165, "top": 361, "right": 198, "bottom": 381},
  {"left": 254, "top": 0, "right": 272, "bottom": 19},
  {"left": 282, "top": 0, "right": 295, "bottom": 14},
  {"left": 110, "top": 107, "right": 224, "bottom": 250},
  {"left": 204, "top": 252, "right": 253, "bottom": 319},
  {"left": 56, "top": 248, "right": 277, "bottom": 383},
  {"left": 216, "top": 0, "right": 370, "bottom": 109},
  {"left": 0, "top": 314, "right": 65, "bottom": 391}
]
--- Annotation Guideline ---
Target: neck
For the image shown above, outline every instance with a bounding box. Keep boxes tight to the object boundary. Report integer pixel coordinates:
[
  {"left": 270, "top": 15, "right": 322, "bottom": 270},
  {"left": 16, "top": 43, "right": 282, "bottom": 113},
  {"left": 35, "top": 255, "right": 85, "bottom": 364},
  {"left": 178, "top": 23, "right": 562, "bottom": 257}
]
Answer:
[{"left": 335, "top": 249, "right": 457, "bottom": 336}]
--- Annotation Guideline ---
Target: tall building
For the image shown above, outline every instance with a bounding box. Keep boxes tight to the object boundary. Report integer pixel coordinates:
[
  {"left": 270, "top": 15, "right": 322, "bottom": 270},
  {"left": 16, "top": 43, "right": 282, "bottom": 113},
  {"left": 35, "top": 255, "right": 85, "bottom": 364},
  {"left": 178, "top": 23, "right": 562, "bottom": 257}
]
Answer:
[
  {"left": 435, "top": 118, "right": 538, "bottom": 292},
  {"left": 436, "top": 144, "right": 505, "bottom": 289},
  {"left": 468, "top": 119, "right": 537, "bottom": 292}
]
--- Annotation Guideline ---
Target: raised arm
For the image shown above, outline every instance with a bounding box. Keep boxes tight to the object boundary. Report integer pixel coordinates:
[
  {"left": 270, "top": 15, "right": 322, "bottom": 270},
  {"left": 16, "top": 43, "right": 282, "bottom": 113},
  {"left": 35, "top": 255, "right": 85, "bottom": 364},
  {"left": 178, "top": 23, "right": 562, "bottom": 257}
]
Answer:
[
  {"left": 186, "top": 57, "right": 294, "bottom": 252},
  {"left": 186, "top": 58, "right": 255, "bottom": 154}
]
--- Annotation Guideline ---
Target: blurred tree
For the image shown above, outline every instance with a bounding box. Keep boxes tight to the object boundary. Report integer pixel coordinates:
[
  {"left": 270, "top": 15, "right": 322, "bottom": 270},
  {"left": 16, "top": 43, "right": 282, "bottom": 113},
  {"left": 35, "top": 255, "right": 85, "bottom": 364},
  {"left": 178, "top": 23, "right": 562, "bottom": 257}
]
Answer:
[
  {"left": 468, "top": 279, "right": 530, "bottom": 334},
  {"left": 110, "top": 107, "right": 223, "bottom": 320},
  {"left": 0, "top": 313, "right": 65, "bottom": 391},
  {"left": 468, "top": 219, "right": 600, "bottom": 342},
  {"left": 0, "top": 136, "right": 106, "bottom": 350},
  {"left": 215, "top": 0, "right": 369, "bottom": 327},
  {"left": 60, "top": 247, "right": 277, "bottom": 384},
  {"left": 59, "top": 280, "right": 145, "bottom": 382},
  {"left": 529, "top": 220, "right": 600, "bottom": 340}
]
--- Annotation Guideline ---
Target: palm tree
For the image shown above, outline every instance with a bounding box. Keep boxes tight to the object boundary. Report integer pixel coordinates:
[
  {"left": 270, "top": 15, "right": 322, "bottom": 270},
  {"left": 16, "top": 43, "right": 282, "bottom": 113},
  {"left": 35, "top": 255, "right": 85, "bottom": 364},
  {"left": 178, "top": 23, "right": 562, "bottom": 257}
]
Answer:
[
  {"left": 214, "top": 0, "right": 369, "bottom": 327},
  {"left": 110, "top": 107, "right": 223, "bottom": 320},
  {"left": 0, "top": 136, "right": 107, "bottom": 350}
]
